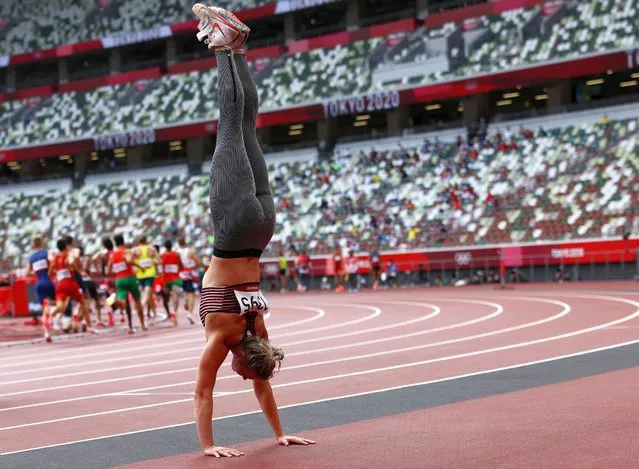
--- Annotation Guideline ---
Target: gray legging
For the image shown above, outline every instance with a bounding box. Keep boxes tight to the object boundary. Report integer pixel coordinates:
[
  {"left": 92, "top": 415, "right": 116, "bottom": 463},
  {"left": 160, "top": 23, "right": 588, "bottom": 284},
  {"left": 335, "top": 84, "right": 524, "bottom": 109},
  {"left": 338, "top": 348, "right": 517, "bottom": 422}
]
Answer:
[{"left": 210, "top": 50, "right": 276, "bottom": 258}]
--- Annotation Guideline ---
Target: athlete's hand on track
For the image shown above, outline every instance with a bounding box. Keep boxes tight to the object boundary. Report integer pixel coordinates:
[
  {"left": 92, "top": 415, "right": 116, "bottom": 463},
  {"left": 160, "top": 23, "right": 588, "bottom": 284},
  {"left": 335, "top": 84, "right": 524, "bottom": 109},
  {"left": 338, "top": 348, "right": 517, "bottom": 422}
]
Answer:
[
  {"left": 204, "top": 446, "right": 245, "bottom": 458},
  {"left": 277, "top": 435, "right": 316, "bottom": 446}
]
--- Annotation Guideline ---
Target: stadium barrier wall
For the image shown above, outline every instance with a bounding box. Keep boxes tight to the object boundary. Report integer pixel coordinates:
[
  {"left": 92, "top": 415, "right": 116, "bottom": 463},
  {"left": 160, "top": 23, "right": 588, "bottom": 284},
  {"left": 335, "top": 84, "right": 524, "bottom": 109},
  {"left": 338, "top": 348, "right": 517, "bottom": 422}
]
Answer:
[
  {"left": 6, "top": 239, "right": 638, "bottom": 317},
  {"left": 0, "top": 285, "right": 13, "bottom": 316},
  {"left": 260, "top": 238, "right": 639, "bottom": 278}
]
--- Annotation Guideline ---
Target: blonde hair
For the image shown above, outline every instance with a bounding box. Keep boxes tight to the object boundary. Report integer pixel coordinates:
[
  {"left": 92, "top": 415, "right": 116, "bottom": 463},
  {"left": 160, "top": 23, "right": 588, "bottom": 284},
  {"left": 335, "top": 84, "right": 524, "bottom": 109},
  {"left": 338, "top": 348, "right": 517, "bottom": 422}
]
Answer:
[{"left": 242, "top": 335, "right": 284, "bottom": 380}]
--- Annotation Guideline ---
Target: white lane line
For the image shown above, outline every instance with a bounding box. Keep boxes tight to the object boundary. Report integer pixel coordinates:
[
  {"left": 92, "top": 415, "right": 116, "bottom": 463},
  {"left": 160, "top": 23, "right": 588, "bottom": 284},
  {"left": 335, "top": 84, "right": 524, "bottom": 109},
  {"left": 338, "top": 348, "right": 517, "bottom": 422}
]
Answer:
[
  {"left": 0, "top": 296, "right": 532, "bottom": 413},
  {"left": 1, "top": 293, "right": 637, "bottom": 433},
  {"left": 279, "top": 302, "right": 440, "bottom": 347},
  {"left": 0, "top": 300, "right": 459, "bottom": 409},
  {"left": 0, "top": 305, "right": 325, "bottom": 370},
  {"left": 0, "top": 296, "right": 525, "bottom": 390},
  {"left": 0, "top": 306, "right": 327, "bottom": 378},
  {"left": 0, "top": 305, "right": 377, "bottom": 387},
  {"left": 0, "top": 329, "right": 203, "bottom": 365},
  {"left": 5, "top": 335, "right": 639, "bottom": 456},
  {"left": 110, "top": 392, "right": 197, "bottom": 397},
  {"left": 285, "top": 299, "right": 501, "bottom": 354},
  {"left": 0, "top": 305, "right": 380, "bottom": 394}
]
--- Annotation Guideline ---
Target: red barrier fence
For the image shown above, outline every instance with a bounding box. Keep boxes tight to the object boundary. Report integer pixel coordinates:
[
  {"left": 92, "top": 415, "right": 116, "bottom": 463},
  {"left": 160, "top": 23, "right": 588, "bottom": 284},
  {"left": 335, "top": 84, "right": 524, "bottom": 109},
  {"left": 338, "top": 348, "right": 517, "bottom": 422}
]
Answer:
[
  {"left": 260, "top": 238, "right": 639, "bottom": 277},
  {"left": 4, "top": 238, "right": 637, "bottom": 317},
  {"left": 0, "top": 285, "right": 13, "bottom": 316}
]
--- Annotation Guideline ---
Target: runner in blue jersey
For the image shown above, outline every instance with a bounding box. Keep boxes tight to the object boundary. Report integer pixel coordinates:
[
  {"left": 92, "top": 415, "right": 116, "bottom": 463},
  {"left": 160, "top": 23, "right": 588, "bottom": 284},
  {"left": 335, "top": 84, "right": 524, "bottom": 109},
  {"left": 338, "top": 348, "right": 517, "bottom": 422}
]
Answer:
[{"left": 25, "top": 237, "right": 55, "bottom": 342}]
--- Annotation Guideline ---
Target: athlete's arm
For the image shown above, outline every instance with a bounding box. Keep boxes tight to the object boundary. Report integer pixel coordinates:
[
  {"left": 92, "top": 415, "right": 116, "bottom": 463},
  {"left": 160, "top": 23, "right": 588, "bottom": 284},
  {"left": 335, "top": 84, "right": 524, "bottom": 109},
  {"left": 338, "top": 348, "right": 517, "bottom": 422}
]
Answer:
[
  {"left": 251, "top": 380, "right": 283, "bottom": 438},
  {"left": 150, "top": 247, "right": 161, "bottom": 266},
  {"left": 125, "top": 249, "right": 143, "bottom": 271},
  {"left": 72, "top": 254, "right": 84, "bottom": 275},
  {"left": 25, "top": 260, "right": 32, "bottom": 277},
  {"left": 252, "top": 324, "right": 314, "bottom": 447},
  {"left": 91, "top": 253, "right": 102, "bottom": 273},
  {"left": 252, "top": 380, "right": 315, "bottom": 447},
  {"left": 106, "top": 257, "right": 113, "bottom": 276},
  {"left": 189, "top": 250, "right": 201, "bottom": 267},
  {"left": 194, "top": 333, "right": 242, "bottom": 457}
]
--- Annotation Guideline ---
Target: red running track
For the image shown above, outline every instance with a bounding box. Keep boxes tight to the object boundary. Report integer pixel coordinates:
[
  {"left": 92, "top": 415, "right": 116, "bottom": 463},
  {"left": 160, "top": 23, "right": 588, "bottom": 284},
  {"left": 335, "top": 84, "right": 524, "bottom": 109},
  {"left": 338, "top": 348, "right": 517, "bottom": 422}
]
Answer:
[
  {"left": 113, "top": 365, "right": 639, "bottom": 469},
  {"left": 2, "top": 282, "right": 639, "bottom": 464}
]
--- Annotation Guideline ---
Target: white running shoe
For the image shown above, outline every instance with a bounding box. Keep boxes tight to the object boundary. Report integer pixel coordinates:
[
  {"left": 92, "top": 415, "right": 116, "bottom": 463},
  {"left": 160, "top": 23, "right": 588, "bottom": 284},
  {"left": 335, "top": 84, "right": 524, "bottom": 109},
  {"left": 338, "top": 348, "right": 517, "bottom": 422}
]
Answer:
[{"left": 192, "top": 3, "right": 249, "bottom": 50}]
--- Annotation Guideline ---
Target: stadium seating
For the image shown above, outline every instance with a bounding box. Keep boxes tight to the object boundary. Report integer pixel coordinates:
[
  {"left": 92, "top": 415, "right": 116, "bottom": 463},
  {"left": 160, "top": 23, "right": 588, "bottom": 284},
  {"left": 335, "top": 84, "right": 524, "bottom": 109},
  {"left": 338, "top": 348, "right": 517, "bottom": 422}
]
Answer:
[
  {"left": 0, "top": 0, "right": 271, "bottom": 56},
  {"left": 520, "top": 0, "right": 639, "bottom": 64},
  {"left": 259, "top": 38, "right": 384, "bottom": 110},
  {"left": 3, "top": 0, "right": 638, "bottom": 148},
  {"left": 459, "top": 7, "right": 539, "bottom": 75},
  {"left": 1, "top": 116, "right": 637, "bottom": 271},
  {"left": 0, "top": 68, "right": 221, "bottom": 148}
]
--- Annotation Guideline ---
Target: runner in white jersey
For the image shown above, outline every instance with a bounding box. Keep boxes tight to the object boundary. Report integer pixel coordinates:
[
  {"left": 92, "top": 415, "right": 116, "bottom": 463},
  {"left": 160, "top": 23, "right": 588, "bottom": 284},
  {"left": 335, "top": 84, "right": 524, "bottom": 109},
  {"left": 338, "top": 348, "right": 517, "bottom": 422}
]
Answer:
[{"left": 177, "top": 237, "right": 202, "bottom": 325}]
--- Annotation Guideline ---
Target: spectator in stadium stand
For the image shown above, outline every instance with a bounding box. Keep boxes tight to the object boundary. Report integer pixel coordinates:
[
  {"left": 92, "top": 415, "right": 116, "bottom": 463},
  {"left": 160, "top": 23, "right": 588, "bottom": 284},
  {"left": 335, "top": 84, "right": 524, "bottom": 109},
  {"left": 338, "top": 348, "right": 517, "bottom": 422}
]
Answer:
[
  {"left": 170, "top": 219, "right": 179, "bottom": 238},
  {"left": 190, "top": 4, "right": 314, "bottom": 458},
  {"left": 295, "top": 250, "right": 310, "bottom": 292}
]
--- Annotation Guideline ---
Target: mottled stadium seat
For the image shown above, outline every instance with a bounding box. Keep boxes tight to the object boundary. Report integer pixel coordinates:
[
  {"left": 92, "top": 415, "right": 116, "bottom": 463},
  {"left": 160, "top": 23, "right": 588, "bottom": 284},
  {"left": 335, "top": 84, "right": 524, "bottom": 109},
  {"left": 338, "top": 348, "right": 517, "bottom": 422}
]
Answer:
[
  {"left": 2, "top": 0, "right": 639, "bottom": 148},
  {"left": 259, "top": 38, "right": 384, "bottom": 110},
  {"left": 0, "top": 117, "right": 637, "bottom": 271},
  {"left": 0, "top": 0, "right": 272, "bottom": 56}
]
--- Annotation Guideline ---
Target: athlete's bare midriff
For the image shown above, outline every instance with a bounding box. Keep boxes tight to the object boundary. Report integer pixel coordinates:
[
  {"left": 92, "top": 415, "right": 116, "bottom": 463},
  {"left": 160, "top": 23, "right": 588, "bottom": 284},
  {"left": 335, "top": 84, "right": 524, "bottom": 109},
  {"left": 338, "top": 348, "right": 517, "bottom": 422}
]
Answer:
[
  {"left": 203, "top": 256, "right": 260, "bottom": 288},
  {"left": 201, "top": 256, "right": 265, "bottom": 346},
  {"left": 204, "top": 311, "right": 266, "bottom": 348}
]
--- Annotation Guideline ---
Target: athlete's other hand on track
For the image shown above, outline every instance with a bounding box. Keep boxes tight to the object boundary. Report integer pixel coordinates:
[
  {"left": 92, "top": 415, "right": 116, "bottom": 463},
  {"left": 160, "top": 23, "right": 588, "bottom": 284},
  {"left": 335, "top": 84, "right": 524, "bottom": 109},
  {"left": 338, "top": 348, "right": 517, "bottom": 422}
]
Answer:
[
  {"left": 204, "top": 446, "right": 245, "bottom": 457},
  {"left": 277, "top": 435, "right": 316, "bottom": 446}
]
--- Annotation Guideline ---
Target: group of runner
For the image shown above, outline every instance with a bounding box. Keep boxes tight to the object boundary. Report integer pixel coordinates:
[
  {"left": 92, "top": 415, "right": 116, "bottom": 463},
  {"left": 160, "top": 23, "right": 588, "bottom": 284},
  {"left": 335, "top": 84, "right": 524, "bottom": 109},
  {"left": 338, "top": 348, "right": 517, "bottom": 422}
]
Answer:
[{"left": 26, "top": 234, "right": 204, "bottom": 342}]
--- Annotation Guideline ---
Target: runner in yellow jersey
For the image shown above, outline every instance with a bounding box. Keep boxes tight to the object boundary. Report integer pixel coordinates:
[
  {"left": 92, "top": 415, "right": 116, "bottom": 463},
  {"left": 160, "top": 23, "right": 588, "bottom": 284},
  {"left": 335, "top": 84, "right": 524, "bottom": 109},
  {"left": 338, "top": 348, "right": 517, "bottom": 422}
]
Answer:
[{"left": 132, "top": 236, "right": 161, "bottom": 319}]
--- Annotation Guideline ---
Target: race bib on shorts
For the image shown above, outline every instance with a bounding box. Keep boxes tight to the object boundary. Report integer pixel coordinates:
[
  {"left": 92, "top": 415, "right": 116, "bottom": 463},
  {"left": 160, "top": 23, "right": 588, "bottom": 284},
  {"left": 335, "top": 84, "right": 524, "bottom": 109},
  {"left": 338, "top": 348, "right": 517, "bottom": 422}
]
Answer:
[
  {"left": 165, "top": 264, "right": 179, "bottom": 274},
  {"left": 234, "top": 289, "right": 269, "bottom": 315},
  {"left": 113, "top": 262, "right": 127, "bottom": 274},
  {"left": 56, "top": 269, "right": 71, "bottom": 281},
  {"left": 179, "top": 271, "right": 193, "bottom": 280},
  {"left": 33, "top": 259, "right": 48, "bottom": 271}
]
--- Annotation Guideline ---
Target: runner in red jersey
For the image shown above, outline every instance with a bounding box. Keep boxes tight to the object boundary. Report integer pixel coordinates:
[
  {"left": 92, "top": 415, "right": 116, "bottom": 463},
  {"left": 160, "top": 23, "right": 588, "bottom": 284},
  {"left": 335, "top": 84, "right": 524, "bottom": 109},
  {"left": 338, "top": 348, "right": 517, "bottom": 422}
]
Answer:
[
  {"left": 106, "top": 234, "right": 146, "bottom": 333},
  {"left": 151, "top": 244, "right": 171, "bottom": 319},
  {"left": 49, "top": 238, "right": 94, "bottom": 336},
  {"left": 161, "top": 239, "right": 183, "bottom": 326}
]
